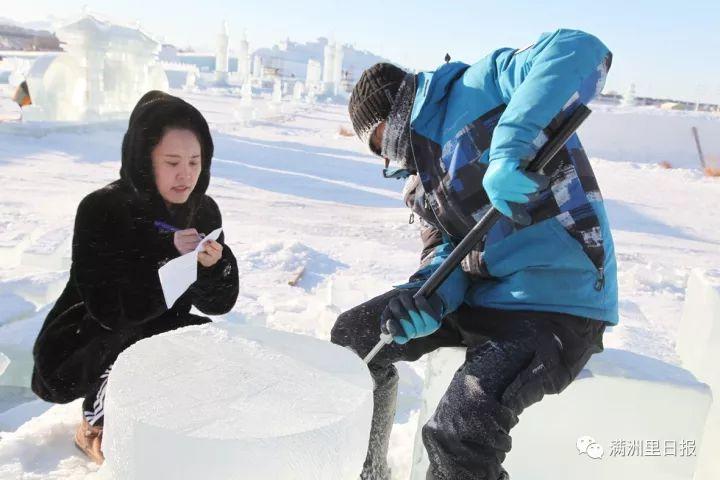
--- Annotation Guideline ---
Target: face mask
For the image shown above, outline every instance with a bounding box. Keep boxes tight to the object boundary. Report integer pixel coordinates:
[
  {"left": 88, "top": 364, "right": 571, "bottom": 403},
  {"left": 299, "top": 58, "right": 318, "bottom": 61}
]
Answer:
[
  {"left": 381, "top": 74, "right": 417, "bottom": 172},
  {"left": 382, "top": 157, "right": 412, "bottom": 179}
]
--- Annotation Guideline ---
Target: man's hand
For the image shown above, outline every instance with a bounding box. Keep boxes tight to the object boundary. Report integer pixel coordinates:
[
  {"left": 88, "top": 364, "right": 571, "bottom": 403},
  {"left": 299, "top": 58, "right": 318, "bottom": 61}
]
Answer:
[
  {"left": 482, "top": 158, "right": 549, "bottom": 225},
  {"left": 198, "top": 239, "right": 223, "bottom": 268},
  {"left": 381, "top": 290, "right": 445, "bottom": 345},
  {"left": 174, "top": 228, "right": 202, "bottom": 254}
]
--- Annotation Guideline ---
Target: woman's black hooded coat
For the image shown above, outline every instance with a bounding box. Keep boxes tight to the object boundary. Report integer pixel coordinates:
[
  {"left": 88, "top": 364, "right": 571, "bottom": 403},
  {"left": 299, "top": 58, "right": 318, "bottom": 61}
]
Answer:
[{"left": 31, "top": 93, "right": 239, "bottom": 403}]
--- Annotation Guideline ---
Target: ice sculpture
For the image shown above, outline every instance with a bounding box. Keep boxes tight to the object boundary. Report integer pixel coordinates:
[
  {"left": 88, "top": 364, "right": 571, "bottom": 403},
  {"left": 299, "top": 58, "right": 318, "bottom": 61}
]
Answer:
[
  {"left": 103, "top": 324, "right": 373, "bottom": 480},
  {"left": 23, "top": 15, "right": 168, "bottom": 122}
]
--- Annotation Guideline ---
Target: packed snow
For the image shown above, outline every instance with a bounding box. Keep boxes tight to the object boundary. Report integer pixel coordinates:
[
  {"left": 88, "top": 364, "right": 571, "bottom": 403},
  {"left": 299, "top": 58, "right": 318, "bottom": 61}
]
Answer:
[{"left": 0, "top": 87, "right": 718, "bottom": 479}]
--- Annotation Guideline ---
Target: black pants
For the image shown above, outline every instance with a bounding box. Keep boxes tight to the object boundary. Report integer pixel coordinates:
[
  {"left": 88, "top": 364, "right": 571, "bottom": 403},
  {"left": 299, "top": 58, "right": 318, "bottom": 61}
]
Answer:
[{"left": 331, "top": 289, "right": 605, "bottom": 480}]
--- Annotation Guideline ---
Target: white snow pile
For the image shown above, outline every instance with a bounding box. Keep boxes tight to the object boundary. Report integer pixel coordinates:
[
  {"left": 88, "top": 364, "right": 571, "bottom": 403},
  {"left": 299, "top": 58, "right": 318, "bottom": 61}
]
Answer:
[
  {"left": 102, "top": 324, "right": 373, "bottom": 480},
  {"left": 0, "top": 400, "right": 100, "bottom": 479}
]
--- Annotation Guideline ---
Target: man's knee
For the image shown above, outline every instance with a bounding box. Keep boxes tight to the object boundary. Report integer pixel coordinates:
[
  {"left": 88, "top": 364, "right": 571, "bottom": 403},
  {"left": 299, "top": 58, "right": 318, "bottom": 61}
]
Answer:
[
  {"left": 422, "top": 381, "right": 517, "bottom": 479},
  {"left": 423, "top": 395, "right": 514, "bottom": 452},
  {"left": 330, "top": 310, "right": 354, "bottom": 347}
]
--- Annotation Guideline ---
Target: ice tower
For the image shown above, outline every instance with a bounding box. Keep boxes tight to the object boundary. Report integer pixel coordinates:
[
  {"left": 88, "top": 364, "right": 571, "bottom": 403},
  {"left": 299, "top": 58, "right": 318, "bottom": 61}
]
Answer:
[{"left": 215, "top": 21, "right": 229, "bottom": 84}]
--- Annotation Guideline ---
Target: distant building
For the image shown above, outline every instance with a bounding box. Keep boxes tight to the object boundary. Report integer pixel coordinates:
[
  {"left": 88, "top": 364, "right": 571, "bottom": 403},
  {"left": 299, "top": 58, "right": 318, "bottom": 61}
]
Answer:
[
  {"left": 176, "top": 53, "right": 239, "bottom": 73},
  {"left": 159, "top": 44, "right": 180, "bottom": 63},
  {"left": 0, "top": 24, "right": 61, "bottom": 51},
  {"left": 252, "top": 37, "right": 391, "bottom": 91}
]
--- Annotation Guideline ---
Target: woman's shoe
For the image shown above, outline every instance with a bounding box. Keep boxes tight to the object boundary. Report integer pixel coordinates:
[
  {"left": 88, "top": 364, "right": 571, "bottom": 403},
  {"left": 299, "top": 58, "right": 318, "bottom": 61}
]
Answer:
[{"left": 74, "top": 418, "right": 105, "bottom": 464}]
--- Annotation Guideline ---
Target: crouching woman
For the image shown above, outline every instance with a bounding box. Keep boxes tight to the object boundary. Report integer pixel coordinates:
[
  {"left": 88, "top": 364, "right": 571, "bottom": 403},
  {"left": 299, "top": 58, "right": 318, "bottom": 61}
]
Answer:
[{"left": 31, "top": 91, "right": 239, "bottom": 464}]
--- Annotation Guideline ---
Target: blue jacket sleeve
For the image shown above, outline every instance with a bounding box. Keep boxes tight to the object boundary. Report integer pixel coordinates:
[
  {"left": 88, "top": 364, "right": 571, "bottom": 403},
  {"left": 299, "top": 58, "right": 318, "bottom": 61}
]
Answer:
[
  {"left": 400, "top": 223, "right": 469, "bottom": 316},
  {"left": 489, "top": 29, "right": 612, "bottom": 165}
]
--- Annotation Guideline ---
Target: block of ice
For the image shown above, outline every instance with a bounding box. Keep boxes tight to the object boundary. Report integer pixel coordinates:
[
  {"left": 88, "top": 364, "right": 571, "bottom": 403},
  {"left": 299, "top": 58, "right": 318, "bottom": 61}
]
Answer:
[
  {"left": 0, "top": 352, "right": 9, "bottom": 377},
  {"left": 410, "top": 348, "right": 711, "bottom": 480},
  {"left": 0, "top": 271, "right": 69, "bottom": 308},
  {"left": 21, "top": 226, "right": 72, "bottom": 271},
  {"left": 0, "top": 293, "right": 35, "bottom": 326},
  {"left": 675, "top": 269, "right": 720, "bottom": 480},
  {"left": 0, "top": 306, "right": 50, "bottom": 387},
  {"left": 103, "top": 323, "right": 373, "bottom": 480},
  {"left": 677, "top": 269, "right": 720, "bottom": 385}
]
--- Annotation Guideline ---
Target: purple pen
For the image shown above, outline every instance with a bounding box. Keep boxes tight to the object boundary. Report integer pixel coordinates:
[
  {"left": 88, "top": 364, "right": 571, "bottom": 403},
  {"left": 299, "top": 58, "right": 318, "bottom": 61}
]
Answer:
[
  {"left": 154, "top": 220, "right": 205, "bottom": 239},
  {"left": 154, "top": 220, "right": 179, "bottom": 233}
]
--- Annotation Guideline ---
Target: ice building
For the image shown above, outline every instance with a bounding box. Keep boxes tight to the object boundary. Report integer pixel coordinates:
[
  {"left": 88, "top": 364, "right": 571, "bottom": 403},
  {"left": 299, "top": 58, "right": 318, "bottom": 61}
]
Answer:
[
  {"left": 23, "top": 15, "right": 168, "bottom": 121},
  {"left": 252, "top": 37, "right": 388, "bottom": 94}
]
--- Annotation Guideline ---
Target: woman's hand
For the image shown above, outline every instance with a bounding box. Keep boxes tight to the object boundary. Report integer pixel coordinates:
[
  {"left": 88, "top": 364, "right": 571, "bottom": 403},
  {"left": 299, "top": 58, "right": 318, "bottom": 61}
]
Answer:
[
  {"left": 198, "top": 239, "right": 223, "bottom": 268},
  {"left": 174, "top": 228, "right": 202, "bottom": 254}
]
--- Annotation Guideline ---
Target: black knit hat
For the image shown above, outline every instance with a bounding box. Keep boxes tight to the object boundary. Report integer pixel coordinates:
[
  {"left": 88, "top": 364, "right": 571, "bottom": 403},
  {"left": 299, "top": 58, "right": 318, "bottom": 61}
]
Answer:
[{"left": 348, "top": 62, "right": 407, "bottom": 147}]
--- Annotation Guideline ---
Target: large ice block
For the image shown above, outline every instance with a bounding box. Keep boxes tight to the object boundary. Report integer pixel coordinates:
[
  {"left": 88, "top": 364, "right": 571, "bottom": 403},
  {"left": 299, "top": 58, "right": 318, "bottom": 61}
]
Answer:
[
  {"left": 0, "top": 352, "right": 8, "bottom": 377},
  {"left": 0, "top": 306, "right": 49, "bottom": 387},
  {"left": 103, "top": 323, "right": 373, "bottom": 480},
  {"left": 675, "top": 269, "right": 720, "bottom": 480},
  {"left": 677, "top": 269, "right": 720, "bottom": 385},
  {"left": 410, "top": 347, "right": 711, "bottom": 480},
  {"left": 21, "top": 226, "right": 72, "bottom": 271}
]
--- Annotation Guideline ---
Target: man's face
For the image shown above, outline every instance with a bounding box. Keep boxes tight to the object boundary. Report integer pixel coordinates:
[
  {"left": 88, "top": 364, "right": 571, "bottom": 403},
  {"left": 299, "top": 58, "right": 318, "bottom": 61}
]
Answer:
[{"left": 369, "top": 121, "right": 387, "bottom": 159}]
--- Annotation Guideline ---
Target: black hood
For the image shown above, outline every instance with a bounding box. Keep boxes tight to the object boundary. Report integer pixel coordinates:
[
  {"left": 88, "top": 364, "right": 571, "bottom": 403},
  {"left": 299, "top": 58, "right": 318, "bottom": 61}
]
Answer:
[{"left": 120, "top": 91, "right": 213, "bottom": 201}]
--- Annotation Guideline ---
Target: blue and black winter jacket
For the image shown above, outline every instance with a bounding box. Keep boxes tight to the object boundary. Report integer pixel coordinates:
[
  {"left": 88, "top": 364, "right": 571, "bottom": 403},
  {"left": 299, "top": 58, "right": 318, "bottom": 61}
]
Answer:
[{"left": 401, "top": 29, "right": 619, "bottom": 325}]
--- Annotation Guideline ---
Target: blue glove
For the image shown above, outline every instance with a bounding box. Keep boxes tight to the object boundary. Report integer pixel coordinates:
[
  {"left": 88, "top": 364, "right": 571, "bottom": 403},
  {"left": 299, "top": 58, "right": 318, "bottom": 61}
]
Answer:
[
  {"left": 381, "top": 290, "right": 445, "bottom": 344},
  {"left": 482, "top": 158, "right": 549, "bottom": 225}
]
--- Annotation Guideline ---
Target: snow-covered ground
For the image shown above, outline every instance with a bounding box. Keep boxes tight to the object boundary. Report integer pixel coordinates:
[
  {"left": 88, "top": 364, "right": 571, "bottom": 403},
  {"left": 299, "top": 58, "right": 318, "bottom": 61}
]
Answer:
[{"left": 0, "top": 89, "right": 718, "bottom": 479}]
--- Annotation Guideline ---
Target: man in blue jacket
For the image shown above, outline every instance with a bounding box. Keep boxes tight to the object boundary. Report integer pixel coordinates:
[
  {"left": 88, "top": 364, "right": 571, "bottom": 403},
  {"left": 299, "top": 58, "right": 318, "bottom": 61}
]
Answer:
[{"left": 331, "top": 29, "right": 618, "bottom": 479}]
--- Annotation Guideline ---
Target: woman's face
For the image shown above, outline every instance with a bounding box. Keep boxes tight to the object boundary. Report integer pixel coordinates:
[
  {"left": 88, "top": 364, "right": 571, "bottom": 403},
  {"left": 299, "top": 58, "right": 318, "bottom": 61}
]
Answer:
[{"left": 151, "top": 129, "right": 202, "bottom": 206}]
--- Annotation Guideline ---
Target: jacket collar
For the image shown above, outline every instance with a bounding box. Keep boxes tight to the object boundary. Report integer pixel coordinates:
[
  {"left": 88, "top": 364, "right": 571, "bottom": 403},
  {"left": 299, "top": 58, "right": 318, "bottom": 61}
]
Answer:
[{"left": 410, "top": 62, "right": 470, "bottom": 143}]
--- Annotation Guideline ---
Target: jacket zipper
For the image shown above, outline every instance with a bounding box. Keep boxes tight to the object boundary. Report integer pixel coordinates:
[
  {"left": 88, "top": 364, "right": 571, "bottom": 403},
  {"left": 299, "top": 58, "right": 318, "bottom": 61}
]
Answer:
[
  {"left": 594, "top": 267, "right": 605, "bottom": 291},
  {"left": 424, "top": 194, "right": 455, "bottom": 241}
]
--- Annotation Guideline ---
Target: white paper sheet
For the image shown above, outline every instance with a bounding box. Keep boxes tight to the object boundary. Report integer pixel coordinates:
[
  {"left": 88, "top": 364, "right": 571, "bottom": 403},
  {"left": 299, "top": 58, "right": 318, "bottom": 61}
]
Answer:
[{"left": 158, "top": 227, "right": 223, "bottom": 308}]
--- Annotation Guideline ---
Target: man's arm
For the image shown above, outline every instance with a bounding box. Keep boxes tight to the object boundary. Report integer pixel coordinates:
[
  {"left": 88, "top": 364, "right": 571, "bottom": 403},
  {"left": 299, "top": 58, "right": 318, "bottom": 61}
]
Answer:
[
  {"left": 490, "top": 29, "right": 612, "bottom": 166},
  {"left": 404, "top": 221, "right": 470, "bottom": 316}
]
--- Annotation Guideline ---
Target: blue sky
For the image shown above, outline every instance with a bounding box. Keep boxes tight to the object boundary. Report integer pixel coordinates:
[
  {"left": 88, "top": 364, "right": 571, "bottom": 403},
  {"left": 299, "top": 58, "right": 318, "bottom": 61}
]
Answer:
[{"left": 6, "top": 1, "right": 720, "bottom": 103}]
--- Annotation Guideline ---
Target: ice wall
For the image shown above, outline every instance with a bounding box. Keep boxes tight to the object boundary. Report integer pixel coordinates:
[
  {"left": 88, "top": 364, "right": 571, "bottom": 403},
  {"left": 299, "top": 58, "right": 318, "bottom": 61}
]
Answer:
[
  {"left": 103, "top": 324, "right": 373, "bottom": 480},
  {"left": 410, "top": 347, "right": 711, "bottom": 479}
]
